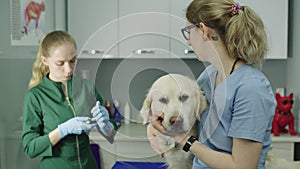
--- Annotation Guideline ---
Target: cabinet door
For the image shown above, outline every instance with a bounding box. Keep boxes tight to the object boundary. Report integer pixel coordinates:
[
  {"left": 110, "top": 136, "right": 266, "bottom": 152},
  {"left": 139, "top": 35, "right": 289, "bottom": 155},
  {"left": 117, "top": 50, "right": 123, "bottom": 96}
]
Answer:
[
  {"left": 170, "top": 0, "right": 196, "bottom": 59},
  {"left": 118, "top": 0, "right": 170, "bottom": 58},
  {"left": 238, "top": 0, "right": 288, "bottom": 59},
  {"left": 271, "top": 142, "right": 294, "bottom": 161},
  {"left": 67, "top": 0, "right": 118, "bottom": 58}
]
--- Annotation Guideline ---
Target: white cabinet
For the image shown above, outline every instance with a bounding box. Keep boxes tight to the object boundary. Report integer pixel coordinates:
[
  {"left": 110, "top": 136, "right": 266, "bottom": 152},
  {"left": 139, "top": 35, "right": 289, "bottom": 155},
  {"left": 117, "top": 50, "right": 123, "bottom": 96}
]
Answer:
[
  {"left": 89, "top": 124, "right": 165, "bottom": 169},
  {"left": 239, "top": 0, "right": 288, "bottom": 59},
  {"left": 67, "top": 0, "right": 173, "bottom": 59},
  {"left": 271, "top": 134, "right": 300, "bottom": 161},
  {"left": 67, "top": 0, "right": 118, "bottom": 59},
  {"left": 118, "top": 0, "right": 170, "bottom": 58},
  {"left": 68, "top": 0, "right": 288, "bottom": 59},
  {"left": 0, "top": 129, "right": 40, "bottom": 169},
  {"left": 170, "top": 0, "right": 196, "bottom": 59}
]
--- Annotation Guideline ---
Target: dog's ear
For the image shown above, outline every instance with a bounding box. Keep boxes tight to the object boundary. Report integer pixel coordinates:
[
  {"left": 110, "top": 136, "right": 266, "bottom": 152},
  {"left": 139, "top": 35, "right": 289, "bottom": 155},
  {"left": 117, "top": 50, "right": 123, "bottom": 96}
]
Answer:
[
  {"left": 195, "top": 87, "right": 207, "bottom": 121},
  {"left": 140, "top": 93, "right": 152, "bottom": 125}
]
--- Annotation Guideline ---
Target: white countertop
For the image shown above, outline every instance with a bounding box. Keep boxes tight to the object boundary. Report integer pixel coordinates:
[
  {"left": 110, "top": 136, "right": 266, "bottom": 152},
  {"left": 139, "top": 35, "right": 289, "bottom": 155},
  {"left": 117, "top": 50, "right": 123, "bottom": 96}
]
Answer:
[
  {"left": 271, "top": 133, "right": 300, "bottom": 143},
  {"left": 89, "top": 123, "right": 161, "bottom": 159},
  {"left": 89, "top": 123, "right": 148, "bottom": 142}
]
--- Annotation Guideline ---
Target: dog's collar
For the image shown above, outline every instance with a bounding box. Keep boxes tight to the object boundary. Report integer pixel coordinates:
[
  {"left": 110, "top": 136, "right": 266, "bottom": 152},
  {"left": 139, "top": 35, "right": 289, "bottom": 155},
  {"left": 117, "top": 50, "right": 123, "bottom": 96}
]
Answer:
[{"left": 276, "top": 109, "right": 291, "bottom": 115}]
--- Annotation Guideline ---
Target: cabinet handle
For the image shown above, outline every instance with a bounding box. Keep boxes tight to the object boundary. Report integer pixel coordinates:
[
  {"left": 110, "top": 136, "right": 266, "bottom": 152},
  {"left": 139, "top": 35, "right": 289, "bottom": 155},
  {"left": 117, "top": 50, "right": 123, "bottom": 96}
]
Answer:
[
  {"left": 133, "top": 49, "right": 155, "bottom": 55},
  {"left": 184, "top": 49, "right": 194, "bottom": 54},
  {"left": 82, "top": 50, "right": 104, "bottom": 55}
]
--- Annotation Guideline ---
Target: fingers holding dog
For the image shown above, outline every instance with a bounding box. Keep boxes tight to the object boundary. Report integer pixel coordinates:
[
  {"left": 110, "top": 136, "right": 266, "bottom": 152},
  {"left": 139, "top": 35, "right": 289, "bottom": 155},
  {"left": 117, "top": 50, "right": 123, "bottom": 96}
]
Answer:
[{"left": 147, "top": 124, "right": 165, "bottom": 157}]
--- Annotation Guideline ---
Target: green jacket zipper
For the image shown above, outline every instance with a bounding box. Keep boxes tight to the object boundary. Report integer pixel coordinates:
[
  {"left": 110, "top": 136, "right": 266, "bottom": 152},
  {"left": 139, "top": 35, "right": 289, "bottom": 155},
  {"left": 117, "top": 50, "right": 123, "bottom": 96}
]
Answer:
[{"left": 66, "top": 96, "right": 83, "bottom": 169}]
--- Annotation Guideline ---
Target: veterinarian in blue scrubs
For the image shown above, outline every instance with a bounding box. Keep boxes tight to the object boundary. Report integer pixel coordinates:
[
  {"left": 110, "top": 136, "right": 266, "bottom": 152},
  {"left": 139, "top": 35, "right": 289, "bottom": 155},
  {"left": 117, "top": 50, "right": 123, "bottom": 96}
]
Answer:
[
  {"left": 22, "top": 30, "right": 116, "bottom": 169},
  {"left": 148, "top": 0, "right": 276, "bottom": 168}
]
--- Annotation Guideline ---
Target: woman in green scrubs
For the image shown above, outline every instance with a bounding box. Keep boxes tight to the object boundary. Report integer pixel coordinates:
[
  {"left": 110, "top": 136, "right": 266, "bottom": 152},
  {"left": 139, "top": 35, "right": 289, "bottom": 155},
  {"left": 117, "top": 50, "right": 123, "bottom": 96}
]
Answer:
[{"left": 22, "top": 30, "right": 115, "bottom": 169}]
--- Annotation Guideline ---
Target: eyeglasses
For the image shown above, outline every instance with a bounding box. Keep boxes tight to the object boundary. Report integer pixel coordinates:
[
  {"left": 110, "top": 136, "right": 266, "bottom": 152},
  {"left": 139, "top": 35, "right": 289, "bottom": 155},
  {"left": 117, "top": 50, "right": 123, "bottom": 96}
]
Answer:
[
  {"left": 181, "top": 23, "right": 199, "bottom": 40},
  {"left": 282, "top": 100, "right": 294, "bottom": 105}
]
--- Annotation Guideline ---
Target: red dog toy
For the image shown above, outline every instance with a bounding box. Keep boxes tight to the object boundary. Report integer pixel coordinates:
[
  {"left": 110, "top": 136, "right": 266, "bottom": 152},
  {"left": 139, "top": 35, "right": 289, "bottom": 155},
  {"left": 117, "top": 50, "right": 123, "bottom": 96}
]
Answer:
[{"left": 271, "top": 93, "right": 297, "bottom": 136}]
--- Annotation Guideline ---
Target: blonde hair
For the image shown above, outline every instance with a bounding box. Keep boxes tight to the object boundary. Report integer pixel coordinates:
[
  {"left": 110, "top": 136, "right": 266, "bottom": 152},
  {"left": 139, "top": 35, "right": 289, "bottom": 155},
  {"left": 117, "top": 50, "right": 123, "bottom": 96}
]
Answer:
[
  {"left": 28, "top": 30, "right": 77, "bottom": 89},
  {"left": 186, "top": 0, "right": 268, "bottom": 67}
]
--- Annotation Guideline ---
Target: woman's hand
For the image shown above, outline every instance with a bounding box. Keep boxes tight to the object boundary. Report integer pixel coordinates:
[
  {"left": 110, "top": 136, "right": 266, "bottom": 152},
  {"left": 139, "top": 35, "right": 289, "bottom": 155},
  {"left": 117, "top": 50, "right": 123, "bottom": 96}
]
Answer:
[
  {"left": 147, "top": 124, "right": 165, "bottom": 157},
  {"left": 150, "top": 113, "right": 189, "bottom": 146},
  {"left": 91, "top": 101, "right": 115, "bottom": 138},
  {"left": 150, "top": 113, "right": 168, "bottom": 135},
  {"left": 57, "top": 116, "right": 97, "bottom": 138}
]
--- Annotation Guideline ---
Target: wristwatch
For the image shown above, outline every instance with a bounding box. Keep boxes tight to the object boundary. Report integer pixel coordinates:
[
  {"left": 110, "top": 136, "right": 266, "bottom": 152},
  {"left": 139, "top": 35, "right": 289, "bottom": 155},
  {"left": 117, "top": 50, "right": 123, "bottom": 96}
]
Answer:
[{"left": 183, "top": 135, "right": 198, "bottom": 152}]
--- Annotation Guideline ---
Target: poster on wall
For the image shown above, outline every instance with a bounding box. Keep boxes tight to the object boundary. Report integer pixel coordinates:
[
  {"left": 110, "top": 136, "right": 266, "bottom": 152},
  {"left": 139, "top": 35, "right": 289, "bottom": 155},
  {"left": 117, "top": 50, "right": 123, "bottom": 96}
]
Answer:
[{"left": 10, "top": 0, "right": 46, "bottom": 46}]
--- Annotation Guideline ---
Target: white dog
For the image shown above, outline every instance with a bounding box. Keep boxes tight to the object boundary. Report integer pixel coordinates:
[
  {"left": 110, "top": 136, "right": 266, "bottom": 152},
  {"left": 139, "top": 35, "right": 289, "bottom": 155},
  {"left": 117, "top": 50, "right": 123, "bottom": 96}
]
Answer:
[{"left": 140, "top": 74, "right": 207, "bottom": 169}]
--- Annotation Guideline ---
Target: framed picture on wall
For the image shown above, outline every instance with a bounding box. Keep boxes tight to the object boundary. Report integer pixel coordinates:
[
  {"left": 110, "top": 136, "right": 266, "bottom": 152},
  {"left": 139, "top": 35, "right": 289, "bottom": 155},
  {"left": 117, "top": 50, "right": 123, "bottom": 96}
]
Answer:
[{"left": 10, "top": 0, "right": 53, "bottom": 46}]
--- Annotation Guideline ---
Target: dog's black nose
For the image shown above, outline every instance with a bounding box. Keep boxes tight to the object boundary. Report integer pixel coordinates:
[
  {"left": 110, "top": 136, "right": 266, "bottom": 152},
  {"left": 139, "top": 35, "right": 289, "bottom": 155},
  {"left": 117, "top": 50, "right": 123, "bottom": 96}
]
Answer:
[{"left": 170, "top": 116, "right": 183, "bottom": 125}]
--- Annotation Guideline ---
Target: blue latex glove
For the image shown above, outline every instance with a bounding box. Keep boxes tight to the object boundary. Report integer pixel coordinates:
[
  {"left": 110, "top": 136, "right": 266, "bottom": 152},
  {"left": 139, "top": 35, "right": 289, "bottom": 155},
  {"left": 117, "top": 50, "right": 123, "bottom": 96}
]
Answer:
[
  {"left": 91, "top": 101, "right": 113, "bottom": 133},
  {"left": 58, "top": 116, "right": 97, "bottom": 138}
]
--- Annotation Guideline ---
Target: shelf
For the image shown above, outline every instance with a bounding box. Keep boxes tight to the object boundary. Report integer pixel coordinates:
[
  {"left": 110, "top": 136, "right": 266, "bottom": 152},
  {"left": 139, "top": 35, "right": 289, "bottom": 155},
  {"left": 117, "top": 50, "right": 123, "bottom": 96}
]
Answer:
[{"left": 271, "top": 133, "right": 300, "bottom": 143}]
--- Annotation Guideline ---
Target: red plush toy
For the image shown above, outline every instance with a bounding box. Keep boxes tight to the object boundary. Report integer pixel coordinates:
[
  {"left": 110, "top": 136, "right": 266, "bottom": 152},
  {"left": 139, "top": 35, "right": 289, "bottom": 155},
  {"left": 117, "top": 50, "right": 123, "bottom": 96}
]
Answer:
[{"left": 271, "top": 93, "right": 297, "bottom": 136}]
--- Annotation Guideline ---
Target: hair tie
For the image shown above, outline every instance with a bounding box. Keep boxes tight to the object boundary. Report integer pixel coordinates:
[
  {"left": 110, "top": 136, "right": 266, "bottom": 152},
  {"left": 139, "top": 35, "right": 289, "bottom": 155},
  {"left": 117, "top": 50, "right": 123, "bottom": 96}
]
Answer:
[{"left": 231, "top": 3, "right": 241, "bottom": 16}]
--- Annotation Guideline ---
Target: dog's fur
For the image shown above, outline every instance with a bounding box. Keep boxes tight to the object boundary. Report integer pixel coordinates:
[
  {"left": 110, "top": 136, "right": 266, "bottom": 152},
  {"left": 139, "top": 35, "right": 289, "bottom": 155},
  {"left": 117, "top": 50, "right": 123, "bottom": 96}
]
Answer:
[{"left": 140, "top": 74, "right": 207, "bottom": 169}]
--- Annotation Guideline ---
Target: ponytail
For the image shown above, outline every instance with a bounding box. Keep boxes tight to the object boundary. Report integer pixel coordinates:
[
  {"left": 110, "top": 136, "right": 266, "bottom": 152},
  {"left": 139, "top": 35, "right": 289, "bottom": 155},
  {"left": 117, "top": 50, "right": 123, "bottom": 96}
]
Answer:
[
  {"left": 28, "top": 48, "right": 49, "bottom": 89},
  {"left": 225, "top": 5, "right": 267, "bottom": 68}
]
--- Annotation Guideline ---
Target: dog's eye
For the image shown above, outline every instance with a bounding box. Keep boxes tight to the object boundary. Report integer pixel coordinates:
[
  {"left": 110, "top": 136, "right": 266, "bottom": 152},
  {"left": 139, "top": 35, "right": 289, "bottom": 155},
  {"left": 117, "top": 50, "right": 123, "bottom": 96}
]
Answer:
[
  {"left": 159, "top": 97, "right": 168, "bottom": 104},
  {"left": 179, "top": 94, "right": 189, "bottom": 102}
]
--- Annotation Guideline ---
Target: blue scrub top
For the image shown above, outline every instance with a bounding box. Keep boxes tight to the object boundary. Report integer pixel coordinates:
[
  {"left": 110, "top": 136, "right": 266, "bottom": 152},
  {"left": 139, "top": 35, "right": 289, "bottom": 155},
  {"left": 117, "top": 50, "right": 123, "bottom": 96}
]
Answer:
[{"left": 192, "top": 64, "right": 276, "bottom": 169}]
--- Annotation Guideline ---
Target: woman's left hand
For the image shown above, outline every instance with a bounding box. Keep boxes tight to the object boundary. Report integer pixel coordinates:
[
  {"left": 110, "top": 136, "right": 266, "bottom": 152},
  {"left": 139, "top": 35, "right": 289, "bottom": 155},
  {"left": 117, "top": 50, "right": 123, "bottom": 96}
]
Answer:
[
  {"left": 150, "top": 113, "right": 188, "bottom": 145},
  {"left": 150, "top": 113, "right": 168, "bottom": 135},
  {"left": 91, "top": 101, "right": 113, "bottom": 133},
  {"left": 147, "top": 124, "right": 165, "bottom": 157},
  {"left": 91, "top": 101, "right": 109, "bottom": 122}
]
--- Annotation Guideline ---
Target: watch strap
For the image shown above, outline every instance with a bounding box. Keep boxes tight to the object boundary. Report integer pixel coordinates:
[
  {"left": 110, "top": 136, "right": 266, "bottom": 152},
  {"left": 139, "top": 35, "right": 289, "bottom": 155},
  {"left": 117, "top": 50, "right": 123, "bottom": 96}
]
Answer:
[{"left": 183, "top": 135, "right": 197, "bottom": 152}]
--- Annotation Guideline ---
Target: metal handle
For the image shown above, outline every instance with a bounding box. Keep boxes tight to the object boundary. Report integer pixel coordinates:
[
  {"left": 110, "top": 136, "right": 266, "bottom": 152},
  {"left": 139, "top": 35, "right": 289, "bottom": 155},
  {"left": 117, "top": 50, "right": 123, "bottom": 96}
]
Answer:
[
  {"left": 184, "top": 49, "right": 194, "bottom": 54},
  {"left": 133, "top": 49, "right": 155, "bottom": 55},
  {"left": 82, "top": 49, "right": 104, "bottom": 55}
]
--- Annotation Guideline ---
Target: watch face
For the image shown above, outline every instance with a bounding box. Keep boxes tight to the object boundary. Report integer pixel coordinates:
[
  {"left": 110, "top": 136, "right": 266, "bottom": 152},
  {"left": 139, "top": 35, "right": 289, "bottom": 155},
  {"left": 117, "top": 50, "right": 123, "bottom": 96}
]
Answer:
[{"left": 189, "top": 136, "right": 197, "bottom": 142}]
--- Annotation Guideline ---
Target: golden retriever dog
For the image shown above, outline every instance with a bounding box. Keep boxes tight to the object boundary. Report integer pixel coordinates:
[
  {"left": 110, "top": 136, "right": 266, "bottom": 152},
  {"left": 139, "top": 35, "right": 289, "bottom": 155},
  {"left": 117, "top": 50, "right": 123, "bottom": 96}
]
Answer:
[{"left": 140, "top": 74, "right": 207, "bottom": 169}]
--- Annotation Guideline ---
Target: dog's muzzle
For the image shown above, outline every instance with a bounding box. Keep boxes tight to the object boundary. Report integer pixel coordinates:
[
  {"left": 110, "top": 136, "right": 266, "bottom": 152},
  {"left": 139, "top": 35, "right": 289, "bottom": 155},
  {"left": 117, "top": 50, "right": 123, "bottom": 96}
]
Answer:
[{"left": 169, "top": 116, "right": 184, "bottom": 132}]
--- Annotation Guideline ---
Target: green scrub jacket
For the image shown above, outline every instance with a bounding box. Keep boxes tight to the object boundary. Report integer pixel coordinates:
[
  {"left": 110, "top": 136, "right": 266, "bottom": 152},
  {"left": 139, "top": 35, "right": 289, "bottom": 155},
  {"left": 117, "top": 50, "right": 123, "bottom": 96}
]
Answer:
[{"left": 22, "top": 75, "right": 103, "bottom": 169}]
